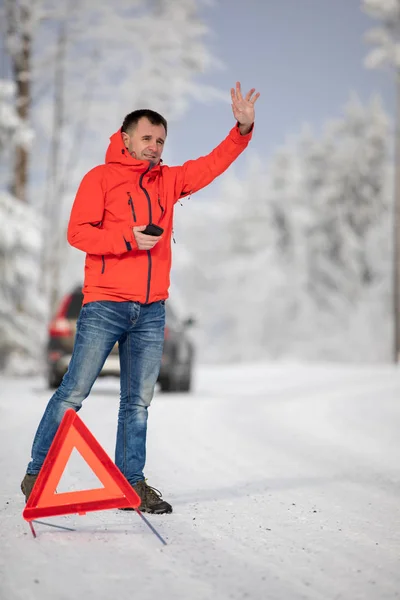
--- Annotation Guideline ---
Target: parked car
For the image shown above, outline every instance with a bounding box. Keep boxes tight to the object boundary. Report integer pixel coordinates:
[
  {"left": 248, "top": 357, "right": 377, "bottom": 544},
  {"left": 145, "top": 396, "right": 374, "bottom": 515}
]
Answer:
[{"left": 47, "top": 286, "right": 195, "bottom": 392}]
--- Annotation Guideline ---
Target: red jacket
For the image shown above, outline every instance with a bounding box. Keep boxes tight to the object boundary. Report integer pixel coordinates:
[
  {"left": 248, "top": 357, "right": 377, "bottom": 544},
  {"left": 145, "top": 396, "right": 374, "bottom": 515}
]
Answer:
[{"left": 67, "top": 124, "right": 253, "bottom": 304}]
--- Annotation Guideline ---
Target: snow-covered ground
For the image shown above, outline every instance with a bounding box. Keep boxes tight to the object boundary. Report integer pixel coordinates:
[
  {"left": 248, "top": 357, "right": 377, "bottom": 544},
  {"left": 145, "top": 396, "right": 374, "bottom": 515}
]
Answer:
[{"left": 1, "top": 362, "right": 400, "bottom": 600}]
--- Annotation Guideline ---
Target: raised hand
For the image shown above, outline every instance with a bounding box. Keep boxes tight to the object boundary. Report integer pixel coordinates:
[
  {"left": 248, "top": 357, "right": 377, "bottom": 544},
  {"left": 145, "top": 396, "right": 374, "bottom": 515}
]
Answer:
[{"left": 230, "top": 82, "right": 260, "bottom": 133}]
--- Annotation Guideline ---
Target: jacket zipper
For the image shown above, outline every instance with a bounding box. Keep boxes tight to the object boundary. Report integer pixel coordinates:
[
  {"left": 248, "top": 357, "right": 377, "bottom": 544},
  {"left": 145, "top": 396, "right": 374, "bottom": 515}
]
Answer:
[
  {"left": 139, "top": 167, "right": 152, "bottom": 303},
  {"left": 127, "top": 193, "right": 137, "bottom": 222}
]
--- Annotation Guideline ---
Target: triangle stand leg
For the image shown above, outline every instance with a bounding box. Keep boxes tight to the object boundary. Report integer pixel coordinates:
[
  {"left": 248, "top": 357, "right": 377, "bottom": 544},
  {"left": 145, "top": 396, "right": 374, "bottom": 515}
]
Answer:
[
  {"left": 32, "top": 519, "right": 76, "bottom": 532},
  {"left": 28, "top": 521, "right": 37, "bottom": 538},
  {"left": 135, "top": 509, "right": 167, "bottom": 546}
]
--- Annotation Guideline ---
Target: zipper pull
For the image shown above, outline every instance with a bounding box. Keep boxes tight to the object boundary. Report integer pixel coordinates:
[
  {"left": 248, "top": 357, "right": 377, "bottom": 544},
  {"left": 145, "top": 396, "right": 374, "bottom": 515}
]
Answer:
[{"left": 127, "top": 192, "right": 137, "bottom": 222}]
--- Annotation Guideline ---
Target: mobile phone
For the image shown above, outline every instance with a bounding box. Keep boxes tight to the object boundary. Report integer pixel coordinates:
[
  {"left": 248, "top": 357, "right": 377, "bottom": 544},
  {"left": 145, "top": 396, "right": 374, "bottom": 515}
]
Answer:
[{"left": 142, "top": 224, "right": 164, "bottom": 236}]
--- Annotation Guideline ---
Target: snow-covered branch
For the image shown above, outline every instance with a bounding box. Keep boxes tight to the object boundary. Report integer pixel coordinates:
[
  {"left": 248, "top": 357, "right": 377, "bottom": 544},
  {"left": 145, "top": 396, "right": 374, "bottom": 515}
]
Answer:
[{"left": 362, "top": 0, "right": 400, "bottom": 69}]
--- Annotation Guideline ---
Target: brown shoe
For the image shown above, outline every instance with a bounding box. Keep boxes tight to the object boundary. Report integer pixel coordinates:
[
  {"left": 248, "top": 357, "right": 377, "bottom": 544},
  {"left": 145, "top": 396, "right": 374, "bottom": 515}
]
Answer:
[
  {"left": 122, "top": 480, "right": 173, "bottom": 514},
  {"left": 21, "top": 473, "right": 38, "bottom": 503}
]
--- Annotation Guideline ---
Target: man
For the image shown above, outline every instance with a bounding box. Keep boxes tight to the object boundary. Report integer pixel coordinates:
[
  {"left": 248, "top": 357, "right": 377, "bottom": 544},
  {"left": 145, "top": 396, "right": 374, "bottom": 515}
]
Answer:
[{"left": 21, "top": 82, "right": 260, "bottom": 514}]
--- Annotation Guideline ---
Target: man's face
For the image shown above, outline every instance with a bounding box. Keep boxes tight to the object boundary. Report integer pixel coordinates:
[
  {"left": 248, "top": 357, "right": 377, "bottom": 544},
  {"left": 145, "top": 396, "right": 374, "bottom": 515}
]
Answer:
[{"left": 122, "top": 117, "right": 166, "bottom": 164}]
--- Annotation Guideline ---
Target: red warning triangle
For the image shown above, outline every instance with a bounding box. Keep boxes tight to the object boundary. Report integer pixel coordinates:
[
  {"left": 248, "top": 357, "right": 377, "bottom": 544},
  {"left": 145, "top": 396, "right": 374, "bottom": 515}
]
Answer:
[{"left": 23, "top": 409, "right": 141, "bottom": 520}]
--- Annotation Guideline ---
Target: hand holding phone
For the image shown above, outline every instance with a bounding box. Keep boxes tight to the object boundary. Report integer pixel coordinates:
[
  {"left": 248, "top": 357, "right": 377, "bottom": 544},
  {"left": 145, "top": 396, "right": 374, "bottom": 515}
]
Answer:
[{"left": 133, "top": 224, "right": 164, "bottom": 251}]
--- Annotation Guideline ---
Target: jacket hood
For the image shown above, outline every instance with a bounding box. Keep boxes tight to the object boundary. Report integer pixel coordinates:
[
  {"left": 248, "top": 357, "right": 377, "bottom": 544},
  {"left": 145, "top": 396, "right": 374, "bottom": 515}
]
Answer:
[{"left": 105, "top": 129, "right": 162, "bottom": 173}]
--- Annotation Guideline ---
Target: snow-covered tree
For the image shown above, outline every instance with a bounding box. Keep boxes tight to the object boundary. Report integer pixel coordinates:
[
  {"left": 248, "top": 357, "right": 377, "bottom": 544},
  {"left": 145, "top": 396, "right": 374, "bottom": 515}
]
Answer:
[
  {"left": 2, "top": 0, "right": 38, "bottom": 202},
  {"left": 361, "top": 0, "right": 398, "bottom": 361},
  {"left": 362, "top": 0, "right": 400, "bottom": 70},
  {"left": 298, "top": 97, "right": 391, "bottom": 360},
  {"left": 0, "top": 79, "right": 43, "bottom": 371}
]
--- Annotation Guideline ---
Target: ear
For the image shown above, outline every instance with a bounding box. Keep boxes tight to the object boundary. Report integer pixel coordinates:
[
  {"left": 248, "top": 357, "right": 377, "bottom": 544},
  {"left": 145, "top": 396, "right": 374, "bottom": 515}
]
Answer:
[{"left": 121, "top": 131, "right": 129, "bottom": 148}]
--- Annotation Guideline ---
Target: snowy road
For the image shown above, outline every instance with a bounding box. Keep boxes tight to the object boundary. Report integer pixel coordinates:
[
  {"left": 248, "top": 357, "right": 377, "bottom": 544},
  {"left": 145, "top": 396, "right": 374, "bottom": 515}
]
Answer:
[{"left": 1, "top": 363, "right": 400, "bottom": 600}]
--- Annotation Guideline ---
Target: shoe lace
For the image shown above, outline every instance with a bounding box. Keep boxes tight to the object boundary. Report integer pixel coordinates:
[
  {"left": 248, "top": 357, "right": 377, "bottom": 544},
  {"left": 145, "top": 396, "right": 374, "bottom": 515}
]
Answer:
[{"left": 143, "top": 479, "right": 162, "bottom": 501}]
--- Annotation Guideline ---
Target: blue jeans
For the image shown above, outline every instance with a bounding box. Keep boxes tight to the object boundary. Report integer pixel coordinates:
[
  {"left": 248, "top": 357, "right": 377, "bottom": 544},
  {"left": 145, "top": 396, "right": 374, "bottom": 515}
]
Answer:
[{"left": 27, "top": 300, "right": 165, "bottom": 485}]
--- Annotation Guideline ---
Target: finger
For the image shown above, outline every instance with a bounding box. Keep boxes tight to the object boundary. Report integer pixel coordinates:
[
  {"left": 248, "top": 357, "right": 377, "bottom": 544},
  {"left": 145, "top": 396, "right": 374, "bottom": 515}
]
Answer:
[
  {"left": 250, "top": 92, "right": 261, "bottom": 104},
  {"left": 139, "top": 233, "right": 160, "bottom": 243},
  {"left": 245, "top": 88, "right": 255, "bottom": 102},
  {"left": 231, "top": 96, "right": 243, "bottom": 110},
  {"left": 236, "top": 81, "right": 243, "bottom": 101},
  {"left": 139, "top": 241, "right": 157, "bottom": 250},
  {"left": 231, "top": 88, "right": 240, "bottom": 104},
  {"left": 139, "top": 234, "right": 161, "bottom": 243},
  {"left": 137, "top": 235, "right": 159, "bottom": 246}
]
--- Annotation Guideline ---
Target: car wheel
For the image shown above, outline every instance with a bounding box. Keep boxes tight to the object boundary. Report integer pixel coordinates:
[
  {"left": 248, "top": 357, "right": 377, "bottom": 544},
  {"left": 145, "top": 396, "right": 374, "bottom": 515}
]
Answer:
[
  {"left": 160, "top": 372, "right": 192, "bottom": 393},
  {"left": 48, "top": 370, "right": 63, "bottom": 389}
]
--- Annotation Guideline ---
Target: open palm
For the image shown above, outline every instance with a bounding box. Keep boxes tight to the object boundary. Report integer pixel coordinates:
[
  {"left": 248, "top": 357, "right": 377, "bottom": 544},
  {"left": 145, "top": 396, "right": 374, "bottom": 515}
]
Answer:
[{"left": 231, "top": 81, "right": 260, "bottom": 126}]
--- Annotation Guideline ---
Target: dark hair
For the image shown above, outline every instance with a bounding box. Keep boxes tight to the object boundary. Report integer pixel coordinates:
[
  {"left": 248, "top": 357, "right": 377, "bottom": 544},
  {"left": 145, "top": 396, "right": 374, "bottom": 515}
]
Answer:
[{"left": 121, "top": 109, "right": 168, "bottom": 135}]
